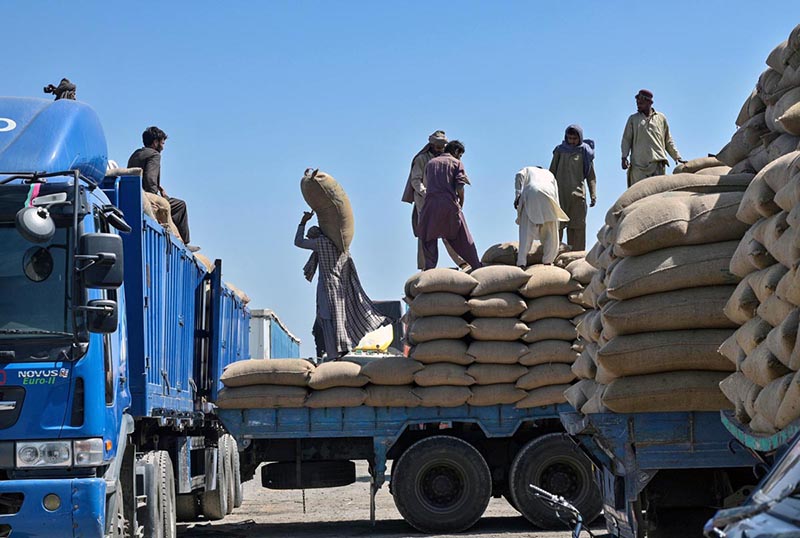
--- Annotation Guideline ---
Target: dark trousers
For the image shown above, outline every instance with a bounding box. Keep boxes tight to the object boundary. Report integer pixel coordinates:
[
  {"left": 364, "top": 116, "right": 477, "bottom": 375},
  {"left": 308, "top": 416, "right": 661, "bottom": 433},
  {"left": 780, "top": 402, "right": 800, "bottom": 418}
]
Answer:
[
  {"left": 168, "top": 197, "right": 190, "bottom": 244},
  {"left": 559, "top": 225, "right": 586, "bottom": 251},
  {"left": 422, "top": 228, "right": 482, "bottom": 271}
]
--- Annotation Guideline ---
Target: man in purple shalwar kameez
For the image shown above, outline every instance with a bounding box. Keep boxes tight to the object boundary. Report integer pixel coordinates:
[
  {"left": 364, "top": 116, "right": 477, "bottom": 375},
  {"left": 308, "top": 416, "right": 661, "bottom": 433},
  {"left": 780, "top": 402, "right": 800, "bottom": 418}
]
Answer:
[{"left": 417, "top": 140, "right": 483, "bottom": 271}]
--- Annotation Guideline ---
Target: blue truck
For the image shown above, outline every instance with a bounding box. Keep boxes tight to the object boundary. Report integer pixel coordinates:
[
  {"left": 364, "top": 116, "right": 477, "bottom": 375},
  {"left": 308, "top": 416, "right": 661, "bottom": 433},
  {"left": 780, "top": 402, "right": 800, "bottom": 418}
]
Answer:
[{"left": 0, "top": 97, "right": 250, "bottom": 537}]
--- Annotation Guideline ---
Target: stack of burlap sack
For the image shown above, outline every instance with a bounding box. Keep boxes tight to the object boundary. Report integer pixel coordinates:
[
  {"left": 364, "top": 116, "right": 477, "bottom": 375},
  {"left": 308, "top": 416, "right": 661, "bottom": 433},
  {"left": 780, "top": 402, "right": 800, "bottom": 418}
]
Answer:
[{"left": 566, "top": 168, "right": 756, "bottom": 414}]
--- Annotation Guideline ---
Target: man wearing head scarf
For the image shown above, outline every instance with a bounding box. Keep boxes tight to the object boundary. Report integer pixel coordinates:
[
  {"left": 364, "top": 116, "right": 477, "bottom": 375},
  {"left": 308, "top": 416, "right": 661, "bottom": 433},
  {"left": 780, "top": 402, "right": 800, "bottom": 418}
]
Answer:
[
  {"left": 417, "top": 140, "right": 483, "bottom": 271},
  {"left": 402, "top": 130, "right": 468, "bottom": 270},
  {"left": 549, "top": 124, "right": 596, "bottom": 251},
  {"left": 621, "top": 89, "right": 686, "bottom": 187},
  {"left": 295, "top": 211, "right": 388, "bottom": 361},
  {"left": 515, "top": 167, "right": 569, "bottom": 266}
]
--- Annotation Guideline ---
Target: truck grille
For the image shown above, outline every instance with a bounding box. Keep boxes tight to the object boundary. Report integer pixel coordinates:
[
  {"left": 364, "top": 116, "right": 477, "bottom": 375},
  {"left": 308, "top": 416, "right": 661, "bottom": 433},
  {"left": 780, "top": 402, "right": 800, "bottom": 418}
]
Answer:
[{"left": 0, "top": 387, "right": 25, "bottom": 430}]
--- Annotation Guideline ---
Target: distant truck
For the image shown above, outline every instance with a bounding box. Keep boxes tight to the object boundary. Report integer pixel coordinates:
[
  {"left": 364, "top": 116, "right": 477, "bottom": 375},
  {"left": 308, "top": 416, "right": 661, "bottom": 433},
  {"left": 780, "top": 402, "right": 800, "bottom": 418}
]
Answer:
[
  {"left": 0, "top": 97, "right": 252, "bottom": 537},
  {"left": 249, "top": 309, "right": 301, "bottom": 359}
]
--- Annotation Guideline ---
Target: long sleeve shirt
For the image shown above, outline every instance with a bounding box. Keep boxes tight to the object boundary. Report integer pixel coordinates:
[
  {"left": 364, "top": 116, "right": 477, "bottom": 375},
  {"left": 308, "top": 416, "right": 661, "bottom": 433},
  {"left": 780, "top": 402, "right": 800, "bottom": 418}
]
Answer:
[
  {"left": 294, "top": 224, "right": 331, "bottom": 319},
  {"left": 127, "top": 147, "right": 162, "bottom": 195},
  {"left": 515, "top": 167, "right": 569, "bottom": 225},
  {"left": 549, "top": 151, "right": 597, "bottom": 202},
  {"left": 621, "top": 109, "right": 682, "bottom": 167}
]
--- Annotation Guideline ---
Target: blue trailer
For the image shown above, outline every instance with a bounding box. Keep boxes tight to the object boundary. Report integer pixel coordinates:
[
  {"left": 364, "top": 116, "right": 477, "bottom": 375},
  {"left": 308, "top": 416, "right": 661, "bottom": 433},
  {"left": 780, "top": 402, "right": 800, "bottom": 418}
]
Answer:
[
  {"left": 0, "top": 97, "right": 250, "bottom": 537},
  {"left": 248, "top": 308, "right": 301, "bottom": 359},
  {"left": 560, "top": 411, "right": 760, "bottom": 538}
]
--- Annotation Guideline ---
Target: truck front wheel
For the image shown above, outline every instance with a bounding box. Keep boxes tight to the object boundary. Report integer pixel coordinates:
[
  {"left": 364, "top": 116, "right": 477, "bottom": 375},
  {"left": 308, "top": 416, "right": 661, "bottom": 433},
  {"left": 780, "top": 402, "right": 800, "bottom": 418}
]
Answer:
[
  {"left": 141, "top": 451, "right": 177, "bottom": 538},
  {"left": 391, "top": 435, "right": 491, "bottom": 533}
]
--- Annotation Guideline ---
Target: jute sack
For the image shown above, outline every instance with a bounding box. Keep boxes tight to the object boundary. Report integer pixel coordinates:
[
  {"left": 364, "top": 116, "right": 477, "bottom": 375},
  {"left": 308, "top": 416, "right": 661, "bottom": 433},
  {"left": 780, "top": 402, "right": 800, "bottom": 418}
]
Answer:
[
  {"left": 469, "top": 384, "right": 527, "bottom": 406},
  {"left": 568, "top": 290, "right": 594, "bottom": 309},
  {"left": 365, "top": 385, "right": 422, "bottom": 407},
  {"left": 409, "top": 293, "right": 469, "bottom": 317},
  {"left": 594, "top": 363, "right": 619, "bottom": 385},
  {"left": 601, "top": 286, "right": 738, "bottom": 338},
  {"left": 467, "top": 364, "right": 528, "bottom": 385},
  {"left": 516, "top": 363, "right": 576, "bottom": 391},
  {"left": 586, "top": 241, "right": 604, "bottom": 268},
  {"left": 785, "top": 24, "right": 800, "bottom": 68},
  {"left": 520, "top": 296, "right": 585, "bottom": 323},
  {"left": 572, "top": 347, "right": 597, "bottom": 380},
  {"left": 757, "top": 151, "right": 800, "bottom": 192},
  {"left": 696, "top": 166, "right": 732, "bottom": 176},
  {"left": 749, "top": 145, "right": 770, "bottom": 175},
  {"left": 778, "top": 101, "right": 800, "bottom": 135},
  {"left": 225, "top": 282, "right": 250, "bottom": 305},
  {"left": 481, "top": 241, "right": 546, "bottom": 266},
  {"left": 756, "top": 294, "right": 794, "bottom": 327},
  {"left": 221, "top": 359, "right": 314, "bottom": 388},
  {"left": 361, "top": 357, "right": 423, "bottom": 386},
  {"left": 466, "top": 341, "right": 528, "bottom": 364},
  {"left": 749, "top": 414, "right": 778, "bottom": 434},
  {"left": 766, "top": 134, "right": 800, "bottom": 164},
  {"left": 767, "top": 40, "right": 789, "bottom": 74},
  {"left": 775, "top": 267, "right": 800, "bottom": 305},
  {"left": 770, "top": 89, "right": 800, "bottom": 134},
  {"left": 217, "top": 385, "right": 307, "bottom": 409},
  {"left": 717, "top": 113, "right": 770, "bottom": 167},
  {"left": 413, "top": 363, "right": 475, "bottom": 387},
  {"left": 757, "top": 68, "right": 783, "bottom": 104},
  {"left": 744, "top": 382, "right": 763, "bottom": 419},
  {"left": 410, "top": 340, "right": 472, "bottom": 365},
  {"left": 747, "top": 261, "right": 786, "bottom": 303},
  {"left": 736, "top": 89, "right": 766, "bottom": 127},
  {"left": 194, "top": 252, "right": 215, "bottom": 273},
  {"left": 741, "top": 342, "right": 792, "bottom": 387},
  {"left": 520, "top": 340, "right": 578, "bottom": 366},
  {"left": 515, "top": 384, "right": 569, "bottom": 409},
  {"left": 735, "top": 316, "right": 772, "bottom": 354},
  {"left": 737, "top": 174, "right": 780, "bottom": 224},
  {"left": 523, "top": 318, "right": 577, "bottom": 343},
  {"left": 753, "top": 374, "right": 793, "bottom": 429},
  {"left": 300, "top": 170, "right": 354, "bottom": 252},
  {"left": 408, "top": 268, "right": 478, "bottom": 297},
  {"left": 730, "top": 225, "right": 776, "bottom": 278},
  {"left": 674, "top": 156, "right": 725, "bottom": 174},
  {"left": 305, "top": 387, "right": 366, "bottom": 408},
  {"left": 766, "top": 228, "right": 800, "bottom": 268},
  {"left": 596, "top": 330, "right": 734, "bottom": 377},
  {"left": 774, "top": 171, "right": 800, "bottom": 211},
  {"left": 753, "top": 212, "right": 789, "bottom": 255},
  {"left": 413, "top": 386, "right": 472, "bottom": 407},
  {"left": 604, "top": 173, "right": 753, "bottom": 227},
  {"left": 775, "top": 370, "right": 800, "bottom": 429},
  {"left": 555, "top": 250, "right": 587, "bottom": 268},
  {"left": 468, "top": 293, "right": 527, "bottom": 318},
  {"left": 309, "top": 362, "right": 369, "bottom": 390},
  {"left": 574, "top": 311, "right": 593, "bottom": 342},
  {"left": 724, "top": 275, "right": 760, "bottom": 325},
  {"left": 596, "top": 245, "right": 616, "bottom": 270},
  {"left": 565, "top": 379, "right": 597, "bottom": 410},
  {"left": 581, "top": 384, "right": 609, "bottom": 414},
  {"left": 408, "top": 316, "right": 470, "bottom": 344},
  {"left": 565, "top": 259, "right": 596, "bottom": 285},
  {"left": 614, "top": 192, "right": 748, "bottom": 257},
  {"left": 720, "top": 372, "right": 757, "bottom": 423},
  {"left": 470, "top": 266, "right": 530, "bottom": 296},
  {"left": 519, "top": 265, "right": 580, "bottom": 298},
  {"left": 788, "top": 202, "right": 800, "bottom": 228},
  {"left": 607, "top": 241, "right": 739, "bottom": 301},
  {"left": 602, "top": 371, "right": 732, "bottom": 413},
  {"left": 470, "top": 318, "right": 529, "bottom": 341}
]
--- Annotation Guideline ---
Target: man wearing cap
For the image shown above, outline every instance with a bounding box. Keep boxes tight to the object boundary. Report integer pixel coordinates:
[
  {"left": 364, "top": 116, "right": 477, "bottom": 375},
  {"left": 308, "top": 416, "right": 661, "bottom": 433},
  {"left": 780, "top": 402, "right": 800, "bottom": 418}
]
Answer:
[
  {"left": 550, "top": 124, "right": 596, "bottom": 251},
  {"left": 402, "top": 131, "right": 468, "bottom": 270},
  {"left": 621, "top": 89, "right": 686, "bottom": 186}
]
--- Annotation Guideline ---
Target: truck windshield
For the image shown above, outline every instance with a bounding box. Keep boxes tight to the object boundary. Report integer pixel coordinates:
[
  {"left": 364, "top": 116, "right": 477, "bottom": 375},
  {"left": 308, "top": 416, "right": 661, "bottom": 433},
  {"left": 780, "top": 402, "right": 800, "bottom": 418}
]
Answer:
[{"left": 0, "top": 226, "right": 72, "bottom": 339}]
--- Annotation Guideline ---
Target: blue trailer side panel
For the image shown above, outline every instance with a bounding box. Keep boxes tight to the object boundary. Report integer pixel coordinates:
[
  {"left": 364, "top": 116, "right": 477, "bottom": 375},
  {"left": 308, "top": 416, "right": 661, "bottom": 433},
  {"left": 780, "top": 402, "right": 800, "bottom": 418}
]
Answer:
[
  {"left": 209, "top": 265, "right": 251, "bottom": 401},
  {"left": 269, "top": 316, "right": 300, "bottom": 358}
]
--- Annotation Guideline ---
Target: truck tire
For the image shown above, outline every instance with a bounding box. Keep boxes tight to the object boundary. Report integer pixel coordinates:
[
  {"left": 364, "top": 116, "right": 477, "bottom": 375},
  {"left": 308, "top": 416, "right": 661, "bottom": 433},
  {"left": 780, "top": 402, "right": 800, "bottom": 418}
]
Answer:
[
  {"left": 391, "top": 435, "right": 491, "bottom": 533},
  {"left": 508, "top": 433, "right": 602, "bottom": 529},
  {"left": 141, "top": 451, "right": 177, "bottom": 538},
  {"left": 201, "top": 443, "right": 229, "bottom": 520},
  {"left": 220, "top": 435, "right": 236, "bottom": 514},
  {"left": 108, "top": 480, "right": 129, "bottom": 538},
  {"left": 175, "top": 493, "right": 200, "bottom": 522},
  {"left": 229, "top": 437, "right": 244, "bottom": 508}
]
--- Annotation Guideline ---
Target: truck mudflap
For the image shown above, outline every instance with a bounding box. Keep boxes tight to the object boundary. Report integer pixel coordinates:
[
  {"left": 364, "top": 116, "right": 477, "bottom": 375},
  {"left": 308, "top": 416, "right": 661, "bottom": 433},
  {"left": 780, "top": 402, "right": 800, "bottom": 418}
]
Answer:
[{"left": 0, "top": 478, "right": 105, "bottom": 538}]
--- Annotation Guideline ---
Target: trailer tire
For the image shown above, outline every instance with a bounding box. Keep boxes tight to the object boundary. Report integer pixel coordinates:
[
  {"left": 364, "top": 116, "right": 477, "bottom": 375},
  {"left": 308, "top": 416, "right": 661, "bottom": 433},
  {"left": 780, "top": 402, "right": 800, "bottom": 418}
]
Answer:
[
  {"left": 141, "top": 451, "right": 177, "bottom": 538},
  {"left": 109, "top": 480, "right": 129, "bottom": 538},
  {"left": 201, "top": 442, "right": 229, "bottom": 520},
  {"left": 509, "top": 433, "right": 602, "bottom": 529},
  {"left": 176, "top": 494, "right": 200, "bottom": 522},
  {"left": 229, "top": 437, "right": 243, "bottom": 508},
  {"left": 391, "top": 435, "right": 491, "bottom": 533},
  {"left": 220, "top": 435, "right": 237, "bottom": 513}
]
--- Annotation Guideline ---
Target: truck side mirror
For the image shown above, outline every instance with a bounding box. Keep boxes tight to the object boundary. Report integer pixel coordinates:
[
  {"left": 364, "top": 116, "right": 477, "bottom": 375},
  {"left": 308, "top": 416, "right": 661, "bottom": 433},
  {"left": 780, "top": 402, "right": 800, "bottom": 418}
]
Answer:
[
  {"left": 85, "top": 299, "right": 118, "bottom": 333},
  {"left": 78, "top": 233, "right": 124, "bottom": 289}
]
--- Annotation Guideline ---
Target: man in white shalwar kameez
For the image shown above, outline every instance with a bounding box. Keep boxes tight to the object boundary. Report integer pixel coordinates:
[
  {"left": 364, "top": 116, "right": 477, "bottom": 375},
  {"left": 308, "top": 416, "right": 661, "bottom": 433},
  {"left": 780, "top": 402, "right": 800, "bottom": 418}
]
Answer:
[{"left": 514, "top": 166, "right": 569, "bottom": 266}]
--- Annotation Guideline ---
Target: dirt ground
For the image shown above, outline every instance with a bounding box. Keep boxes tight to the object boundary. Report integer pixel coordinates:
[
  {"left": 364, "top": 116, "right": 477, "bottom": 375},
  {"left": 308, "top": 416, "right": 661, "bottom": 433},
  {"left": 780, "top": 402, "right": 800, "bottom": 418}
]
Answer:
[{"left": 178, "top": 462, "right": 604, "bottom": 538}]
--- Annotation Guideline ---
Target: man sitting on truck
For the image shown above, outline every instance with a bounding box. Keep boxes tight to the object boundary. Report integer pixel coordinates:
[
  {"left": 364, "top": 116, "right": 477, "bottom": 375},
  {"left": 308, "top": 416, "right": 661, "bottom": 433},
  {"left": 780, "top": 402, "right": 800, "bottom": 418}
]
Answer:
[
  {"left": 295, "top": 211, "right": 388, "bottom": 361},
  {"left": 127, "top": 126, "right": 197, "bottom": 250}
]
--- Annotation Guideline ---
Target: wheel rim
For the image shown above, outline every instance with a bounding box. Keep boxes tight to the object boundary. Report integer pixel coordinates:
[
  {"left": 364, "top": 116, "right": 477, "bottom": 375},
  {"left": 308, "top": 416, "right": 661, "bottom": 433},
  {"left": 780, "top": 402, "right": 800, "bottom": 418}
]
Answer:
[
  {"left": 529, "top": 456, "right": 587, "bottom": 502},
  {"left": 415, "top": 461, "right": 467, "bottom": 513}
]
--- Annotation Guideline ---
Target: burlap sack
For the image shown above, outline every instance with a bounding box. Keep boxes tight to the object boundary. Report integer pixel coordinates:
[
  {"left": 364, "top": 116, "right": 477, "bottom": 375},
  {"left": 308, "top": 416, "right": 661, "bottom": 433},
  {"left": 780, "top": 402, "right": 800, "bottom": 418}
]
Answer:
[
  {"left": 717, "top": 113, "right": 770, "bottom": 167},
  {"left": 572, "top": 346, "right": 597, "bottom": 380},
  {"left": 305, "top": 387, "right": 366, "bottom": 408},
  {"left": 756, "top": 294, "right": 794, "bottom": 327},
  {"left": 789, "top": 202, "right": 800, "bottom": 229},
  {"left": 775, "top": 171, "right": 800, "bottom": 212},
  {"left": 753, "top": 213, "right": 788, "bottom": 255},
  {"left": 515, "top": 384, "right": 569, "bottom": 409},
  {"left": 217, "top": 385, "right": 308, "bottom": 409},
  {"left": 766, "top": 134, "right": 800, "bottom": 164},
  {"left": 519, "top": 265, "right": 580, "bottom": 298},
  {"left": 581, "top": 384, "right": 609, "bottom": 414},
  {"left": 597, "top": 330, "right": 734, "bottom": 377},
  {"left": 520, "top": 340, "right": 578, "bottom": 366},
  {"left": 470, "top": 318, "right": 529, "bottom": 341},
  {"left": 744, "top": 382, "right": 763, "bottom": 419},
  {"left": 413, "top": 363, "right": 475, "bottom": 387},
  {"left": 481, "top": 241, "right": 545, "bottom": 266},
  {"left": 674, "top": 156, "right": 725, "bottom": 174},
  {"left": 523, "top": 318, "right": 577, "bottom": 343},
  {"left": 720, "top": 372, "right": 756, "bottom": 423},
  {"left": 469, "top": 384, "right": 527, "bottom": 406},
  {"left": 767, "top": 228, "right": 800, "bottom": 268},
  {"left": 775, "top": 267, "right": 800, "bottom": 305},
  {"left": 785, "top": 25, "right": 800, "bottom": 68},
  {"left": 696, "top": 166, "right": 733, "bottom": 176},
  {"left": 594, "top": 362, "right": 619, "bottom": 385},
  {"left": 766, "top": 311, "right": 800, "bottom": 367},
  {"left": 221, "top": 359, "right": 314, "bottom": 388},
  {"left": 775, "top": 370, "right": 800, "bottom": 429},
  {"left": 753, "top": 374, "right": 793, "bottom": 429},
  {"left": 308, "top": 361, "right": 368, "bottom": 390},
  {"left": 719, "top": 333, "right": 746, "bottom": 367},
  {"left": 736, "top": 89, "right": 766, "bottom": 127},
  {"left": 468, "top": 293, "right": 527, "bottom": 318},
  {"left": 409, "top": 293, "right": 470, "bottom": 317},
  {"left": 574, "top": 311, "right": 594, "bottom": 342},
  {"left": 586, "top": 241, "right": 604, "bottom": 268},
  {"left": 741, "top": 342, "right": 792, "bottom": 387},
  {"left": 749, "top": 414, "right": 778, "bottom": 434},
  {"left": 470, "top": 266, "right": 531, "bottom": 296},
  {"left": 565, "top": 259, "right": 596, "bottom": 285},
  {"left": 467, "top": 364, "right": 528, "bottom": 385},
  {"left": 602, "top": 371, "right": 731, "bottom": 413},
  {"left": 408, "top": 316, "right": 471, "bottom": 344},
  {"left": 225, "top": 282, "right": 250, "bottom": 305},
  {"left": 601, "top": 286, "right": 737, "bottom": 338},
  {"left": 520, "top": 296, "right": 585, "bottom": 323},
  {"left": 408, "top": 268, "right": 478, "bottom": 297},
  {"left": 735, "top": 316, "right": 772, "bottom": 354},
  {"left": 410, "top": 340, "right": 472, "bottom": 365},
  {"left": 778, "top": 101, "right": 800, "bottom": 135},
  {"left": 365, "top": 385, "right": 422, "bottom": 407},
  {"left": 555, "top": 250, "right": 587, "bottom": 268},
  {"left": 607, "top": 241, "right": 739, "bottom": 301},
  {"left": 738, "top": 174, "right": 780, "bottom": 224},
  {"left": 749, "top": 146, "right": 770, "bottom": 175},
  {"left": 730, "top": 226, "right": 776, "bottom": 278},
  {"left": 724, "top": 276, "right": 759, "bottom": 325},
  {"left": 759, "top": 152, "right": 800, "bottom": 193},
  {"left": 194, "top": 252, "right": 215, "bottom": 272},
  {"left": 614, "top": 192, "right": 748, "bottom": 257},
  {"left": 568, "top": 290, "right": 594, "bottom": 309},
  {"left": 767, "top": 40, "right": 789, "bottom": 74},
  {"left": 597, "top": 245, "right": 616, "bottom": 270},
  {"left": 516, "top": 363, "right": 576, "bottom": 391},
  {"left": 413, "top": 386, "right": 472, "bottom": 407},
  {"left": 757, "top": 68, "right": 783, "bottom": 104},
  {"left": 565, "top": 379, "right": 596, "bottom": 410},
  {"left": 300, "top": 170, "right": 354, "bottom": 252},
  {"left": 466, "top": 341, "right": 528, "bottom": 364},
  {"left": 360, "top": 357, "right": 423, "bottom": 386}
]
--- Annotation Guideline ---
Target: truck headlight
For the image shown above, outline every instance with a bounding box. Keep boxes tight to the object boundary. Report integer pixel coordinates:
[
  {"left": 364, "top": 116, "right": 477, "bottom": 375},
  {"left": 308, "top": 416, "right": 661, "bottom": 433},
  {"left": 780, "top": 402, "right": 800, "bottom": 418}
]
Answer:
[
  {"left": 16, "top": 441, "right": 72, "bottom": 468},
  {"left": 73, "top": 438, "right": 104, "bottom": 467}
]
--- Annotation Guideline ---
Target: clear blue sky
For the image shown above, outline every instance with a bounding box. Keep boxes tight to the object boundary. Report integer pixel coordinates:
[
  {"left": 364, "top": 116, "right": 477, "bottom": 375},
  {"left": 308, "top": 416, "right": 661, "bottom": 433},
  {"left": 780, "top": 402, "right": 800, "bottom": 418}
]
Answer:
[{"left": 3, "top": 2, "right": 797, "bottom": 356}]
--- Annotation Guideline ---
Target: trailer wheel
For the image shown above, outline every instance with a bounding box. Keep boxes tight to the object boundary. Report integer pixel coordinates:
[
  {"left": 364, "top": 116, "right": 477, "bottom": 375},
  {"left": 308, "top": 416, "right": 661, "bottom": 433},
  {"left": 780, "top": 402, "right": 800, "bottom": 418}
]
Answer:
[
  {"left": 220, "top": 434, "right": 241, "bottom": 512},
  {"left": 175, "top": 493, "right": 200, "bottom": 522},
  {"left": 108, "top": 480, "right": 129, "bottom": 538},
  {"left": 509, "top": 433, "right": 602, "bottom": 529},
  {"left": 391, "top": 435, "right": 491, "bottom": 533},
  {"left": 141, "top": 451, "right": 177, "bottom": 538},
  {"left": 201, "top": 441, "right": 229, "bottom": 520},
  {"left": 229, "top": 437, "right": 244, "bottom": 508}
]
